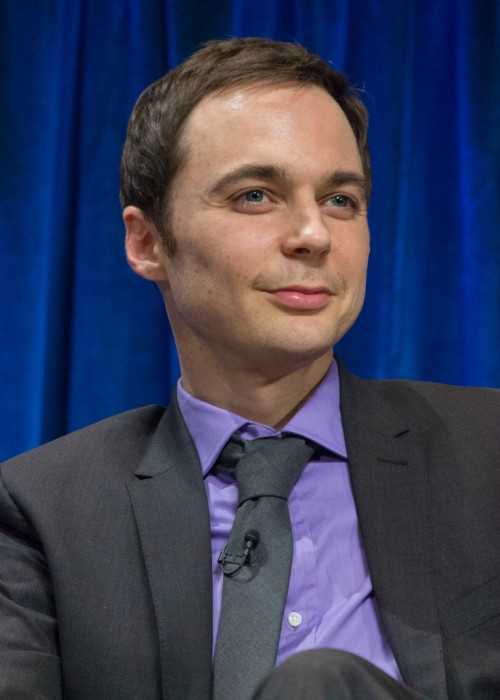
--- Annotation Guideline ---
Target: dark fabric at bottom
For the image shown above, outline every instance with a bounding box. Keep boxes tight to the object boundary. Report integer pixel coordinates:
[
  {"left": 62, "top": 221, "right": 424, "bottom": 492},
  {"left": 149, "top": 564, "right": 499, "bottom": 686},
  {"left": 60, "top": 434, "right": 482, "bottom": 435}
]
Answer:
[{"left": 253, "top": 649, "right": 429, "bottom": 700}]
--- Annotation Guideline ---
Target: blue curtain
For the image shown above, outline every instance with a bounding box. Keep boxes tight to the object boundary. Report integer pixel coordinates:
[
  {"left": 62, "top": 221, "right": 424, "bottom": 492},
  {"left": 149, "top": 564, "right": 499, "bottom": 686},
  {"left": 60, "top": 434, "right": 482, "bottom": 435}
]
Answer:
[{"left": 1, "top": 0, "right": 499, "bottom": 460}]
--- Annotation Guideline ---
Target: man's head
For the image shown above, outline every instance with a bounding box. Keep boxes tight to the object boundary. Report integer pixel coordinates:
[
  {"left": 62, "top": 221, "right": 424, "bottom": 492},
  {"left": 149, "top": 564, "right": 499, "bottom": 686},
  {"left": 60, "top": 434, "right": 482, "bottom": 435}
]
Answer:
[
  {"left": 122, "top": 38, "right": 371, "bottom": 387},
  {"left": 120, "top": 37, "right": 370, "bottom": 256}
]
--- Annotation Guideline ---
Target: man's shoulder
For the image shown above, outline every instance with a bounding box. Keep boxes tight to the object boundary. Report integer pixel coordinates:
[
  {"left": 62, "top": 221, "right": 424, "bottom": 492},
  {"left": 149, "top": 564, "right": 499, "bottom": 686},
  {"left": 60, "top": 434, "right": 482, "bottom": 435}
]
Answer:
[
  {"left": 373, "top": 375, "right": 500, "bottom": 408},
  {"left": 338, "top": 358, "right": 499, "bottom": 432},
  {"left": 361, "top": 373, "right": 500, "bottom": 431},
  {"left": 1, "top": 404, "right": 167, "bottom": 484}
]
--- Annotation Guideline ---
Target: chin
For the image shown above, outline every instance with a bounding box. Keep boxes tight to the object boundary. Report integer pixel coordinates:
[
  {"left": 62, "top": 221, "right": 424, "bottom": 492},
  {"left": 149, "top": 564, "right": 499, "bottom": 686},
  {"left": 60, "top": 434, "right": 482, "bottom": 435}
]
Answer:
[{"left": 264, "top": 339, "right": 334, "bottom": 365}]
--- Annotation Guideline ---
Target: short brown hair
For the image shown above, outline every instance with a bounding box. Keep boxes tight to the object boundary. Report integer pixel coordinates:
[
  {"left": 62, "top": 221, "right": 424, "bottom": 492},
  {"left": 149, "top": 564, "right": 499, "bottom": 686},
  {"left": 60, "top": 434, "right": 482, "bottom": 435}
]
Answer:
[{"left": 120, "top": 37, "right": 370, "bottom": 256}]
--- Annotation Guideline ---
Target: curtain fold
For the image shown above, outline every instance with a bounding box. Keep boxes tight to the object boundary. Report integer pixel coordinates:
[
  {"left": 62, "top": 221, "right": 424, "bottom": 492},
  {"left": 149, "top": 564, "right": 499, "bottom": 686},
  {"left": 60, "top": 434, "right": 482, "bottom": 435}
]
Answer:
[{"left": 1, "top": 0, "right": 499, "bottom": 459}]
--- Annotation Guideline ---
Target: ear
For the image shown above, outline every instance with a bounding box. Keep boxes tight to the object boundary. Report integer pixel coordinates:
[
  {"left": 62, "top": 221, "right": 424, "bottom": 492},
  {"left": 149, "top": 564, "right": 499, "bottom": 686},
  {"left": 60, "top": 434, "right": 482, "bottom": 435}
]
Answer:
[{"left": 123, "top": 206, "right": 168, "bottom": 282}]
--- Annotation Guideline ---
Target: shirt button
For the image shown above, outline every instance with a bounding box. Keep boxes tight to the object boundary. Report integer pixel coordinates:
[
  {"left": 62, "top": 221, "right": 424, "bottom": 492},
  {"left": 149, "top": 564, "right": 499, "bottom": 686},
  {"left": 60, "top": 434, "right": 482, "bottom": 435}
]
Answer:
[{"left": 288, "top": 611, "right": 303, "bottom": 628}]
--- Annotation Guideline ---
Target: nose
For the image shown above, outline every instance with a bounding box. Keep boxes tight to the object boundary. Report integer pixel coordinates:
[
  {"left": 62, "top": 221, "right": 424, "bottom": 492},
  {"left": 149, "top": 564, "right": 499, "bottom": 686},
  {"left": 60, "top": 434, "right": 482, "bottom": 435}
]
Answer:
[{"left": 281, "top": 203, "right": 332, "bottom": 259}]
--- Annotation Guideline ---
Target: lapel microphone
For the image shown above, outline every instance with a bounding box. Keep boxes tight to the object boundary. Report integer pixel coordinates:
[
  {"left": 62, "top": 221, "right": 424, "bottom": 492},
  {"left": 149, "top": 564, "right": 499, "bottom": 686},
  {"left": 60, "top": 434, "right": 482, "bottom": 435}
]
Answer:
[{"left": 218, "top": 530, "right": 260, "bottom": 577}]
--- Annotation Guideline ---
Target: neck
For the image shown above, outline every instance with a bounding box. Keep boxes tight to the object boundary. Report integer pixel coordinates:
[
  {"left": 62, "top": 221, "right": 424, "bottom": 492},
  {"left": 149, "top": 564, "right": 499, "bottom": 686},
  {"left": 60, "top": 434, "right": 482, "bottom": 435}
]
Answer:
[{"left": 178, "top": 347, "right": 334, "bottom": 429}]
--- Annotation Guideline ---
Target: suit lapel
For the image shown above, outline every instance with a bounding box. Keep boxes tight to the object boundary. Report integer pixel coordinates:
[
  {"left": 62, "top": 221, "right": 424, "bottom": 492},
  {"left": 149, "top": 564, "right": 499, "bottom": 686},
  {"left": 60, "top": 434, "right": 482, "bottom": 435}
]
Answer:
[
  {"left": 338, "top": 363, "right": 448, "bottom": 700},
  {"left": 127, "top": 394, "right": 212, "bottom": 700},
  {"left": 125, "top": 364, "right": 450, "bottom": 698}
]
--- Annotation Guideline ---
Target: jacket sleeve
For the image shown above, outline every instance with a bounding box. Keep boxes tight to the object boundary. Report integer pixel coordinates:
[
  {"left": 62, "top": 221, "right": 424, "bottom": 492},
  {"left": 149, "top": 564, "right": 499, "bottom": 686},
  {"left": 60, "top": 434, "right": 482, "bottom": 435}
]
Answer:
[{"left": 0, "top": 470, "right": 62, "bottom": 699}]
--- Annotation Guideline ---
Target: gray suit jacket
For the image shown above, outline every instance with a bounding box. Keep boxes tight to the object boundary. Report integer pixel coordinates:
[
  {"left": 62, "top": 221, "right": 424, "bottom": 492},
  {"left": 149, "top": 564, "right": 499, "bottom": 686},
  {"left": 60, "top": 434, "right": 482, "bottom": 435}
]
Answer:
[{"left": 1, "top": 364, "right": 500, "bottom": 699}]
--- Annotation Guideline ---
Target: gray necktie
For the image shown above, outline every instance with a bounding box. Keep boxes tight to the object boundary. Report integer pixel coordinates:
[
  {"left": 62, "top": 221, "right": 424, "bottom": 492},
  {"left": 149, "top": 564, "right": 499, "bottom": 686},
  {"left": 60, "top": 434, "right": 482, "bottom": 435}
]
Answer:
[{"left": 212, "top": 434, "right": 316, "bottom": 700}]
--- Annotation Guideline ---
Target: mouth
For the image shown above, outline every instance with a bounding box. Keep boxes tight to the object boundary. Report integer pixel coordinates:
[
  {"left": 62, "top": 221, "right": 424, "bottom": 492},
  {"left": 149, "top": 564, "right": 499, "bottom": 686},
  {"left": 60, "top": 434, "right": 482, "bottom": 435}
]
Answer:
[{"left": 269, "top": 288, "right": 332, "bottom": 310}]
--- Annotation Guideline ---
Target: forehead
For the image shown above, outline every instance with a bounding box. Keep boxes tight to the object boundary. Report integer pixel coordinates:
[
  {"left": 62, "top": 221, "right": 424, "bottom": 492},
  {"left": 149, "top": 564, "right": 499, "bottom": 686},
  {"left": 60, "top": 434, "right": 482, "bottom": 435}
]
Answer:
[{"left": 177, "top": 83, "right": 362, "bottom": 179}]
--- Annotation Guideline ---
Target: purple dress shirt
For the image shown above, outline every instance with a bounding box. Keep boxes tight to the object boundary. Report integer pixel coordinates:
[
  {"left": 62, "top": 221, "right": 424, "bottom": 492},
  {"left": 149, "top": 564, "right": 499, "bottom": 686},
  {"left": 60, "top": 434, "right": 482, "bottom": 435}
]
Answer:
[{"left": 176, "top": 359, "right": 402, "bottom": 680}]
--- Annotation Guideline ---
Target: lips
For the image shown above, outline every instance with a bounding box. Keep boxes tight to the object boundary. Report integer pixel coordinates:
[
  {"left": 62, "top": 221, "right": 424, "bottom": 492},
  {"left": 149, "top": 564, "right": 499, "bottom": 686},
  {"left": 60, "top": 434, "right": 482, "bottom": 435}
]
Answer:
[{"left": 270, "top": 288, "right": 332, "bottom": 310}]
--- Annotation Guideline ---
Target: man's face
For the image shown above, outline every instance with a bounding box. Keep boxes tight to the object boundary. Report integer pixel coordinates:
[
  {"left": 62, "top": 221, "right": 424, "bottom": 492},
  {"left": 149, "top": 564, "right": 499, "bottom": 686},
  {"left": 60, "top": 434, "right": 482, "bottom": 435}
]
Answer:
[{"left": 157, "top": 83, "right": 370, "bottom": 375}]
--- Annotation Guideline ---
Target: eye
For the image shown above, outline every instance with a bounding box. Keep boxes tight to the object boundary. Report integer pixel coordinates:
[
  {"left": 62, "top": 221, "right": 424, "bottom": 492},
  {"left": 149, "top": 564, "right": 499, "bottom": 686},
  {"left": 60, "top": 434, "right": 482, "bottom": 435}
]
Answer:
[
  {"left": 327, "top": 193, "right": 357, "bottom": 208},
  {"left": 232, "top": 188, "right": 274, "bottom": 213},
  {"left": 323, "top": 192, "right": 360, "bottom": 219},
  {"left": 242, "top": 190, "right": 266, "bottom": 203}
]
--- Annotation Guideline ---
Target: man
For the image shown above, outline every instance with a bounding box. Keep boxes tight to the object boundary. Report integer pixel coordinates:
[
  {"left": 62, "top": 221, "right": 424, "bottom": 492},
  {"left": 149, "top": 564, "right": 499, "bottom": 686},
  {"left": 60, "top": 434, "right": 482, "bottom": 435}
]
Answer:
[{"left": 1, "top": 37, "right": 499, "bottom": 700}]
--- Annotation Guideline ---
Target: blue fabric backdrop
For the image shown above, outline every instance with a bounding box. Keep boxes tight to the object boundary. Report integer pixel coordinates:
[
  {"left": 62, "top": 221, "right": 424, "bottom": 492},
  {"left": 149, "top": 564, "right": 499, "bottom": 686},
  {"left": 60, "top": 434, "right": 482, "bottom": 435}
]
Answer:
[{"left": 1, "top": 0, "right": 499, "bottom": 460}]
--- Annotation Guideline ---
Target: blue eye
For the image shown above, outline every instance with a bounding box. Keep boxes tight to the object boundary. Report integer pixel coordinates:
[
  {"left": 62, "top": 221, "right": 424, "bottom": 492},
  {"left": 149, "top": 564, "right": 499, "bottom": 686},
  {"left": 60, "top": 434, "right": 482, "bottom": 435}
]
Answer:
[
  {"left": 233, "top": 189, "right": 272, "bottom": 212},
  {"left": 329, "top": 194, "right": 355, "bottom": 208},
  {"left": 243, "top": 190, "right": 266, "bottom": 202}
]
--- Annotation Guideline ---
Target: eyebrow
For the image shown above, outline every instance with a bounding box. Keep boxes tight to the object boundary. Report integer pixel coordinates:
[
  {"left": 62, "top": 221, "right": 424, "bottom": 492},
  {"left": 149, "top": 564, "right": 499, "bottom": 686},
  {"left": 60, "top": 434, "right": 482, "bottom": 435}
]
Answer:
[{"left": 207, "top": 163, "right": 368, "bottom": 200}]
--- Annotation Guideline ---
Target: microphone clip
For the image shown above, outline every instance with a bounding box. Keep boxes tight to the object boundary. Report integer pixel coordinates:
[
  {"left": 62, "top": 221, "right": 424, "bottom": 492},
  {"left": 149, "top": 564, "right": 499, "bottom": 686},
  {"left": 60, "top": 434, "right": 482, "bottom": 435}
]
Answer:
[{"left": 218, "top": 530, "right": 260, "bottom": 577}]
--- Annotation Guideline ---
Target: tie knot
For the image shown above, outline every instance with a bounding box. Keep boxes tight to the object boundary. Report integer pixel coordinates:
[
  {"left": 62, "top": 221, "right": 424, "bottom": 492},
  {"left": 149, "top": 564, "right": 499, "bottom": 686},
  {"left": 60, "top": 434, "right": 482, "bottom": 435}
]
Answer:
[{"left": 217, "top": 435, "right": 316, "bottom": 505}]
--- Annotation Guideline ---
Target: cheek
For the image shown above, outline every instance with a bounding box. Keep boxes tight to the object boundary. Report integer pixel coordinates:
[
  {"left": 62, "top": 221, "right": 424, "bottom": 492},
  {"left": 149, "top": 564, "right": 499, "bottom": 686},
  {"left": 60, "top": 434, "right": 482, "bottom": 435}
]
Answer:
[
  {"left": 344, "top": 229, "right": 370, "bottom": 270},
  {"left": 335, "top": 236, "right": 369, "bottom": 277},
  {"left": 330, "top": 240, "right": 369, "bottom": 305},
  {"left": 193, "top": 231, "right": 264, "bottom": 288},
  {"left": 172, "top": 241, "right": 250, "bottom": 306}
]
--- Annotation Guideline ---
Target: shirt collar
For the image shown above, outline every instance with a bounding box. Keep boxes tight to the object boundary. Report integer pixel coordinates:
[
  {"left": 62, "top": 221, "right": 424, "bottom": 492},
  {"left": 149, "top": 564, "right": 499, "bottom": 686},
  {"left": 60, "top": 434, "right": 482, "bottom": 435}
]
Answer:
[{"left": 176, "top": 358, "right": 347, "bottom": 477}]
